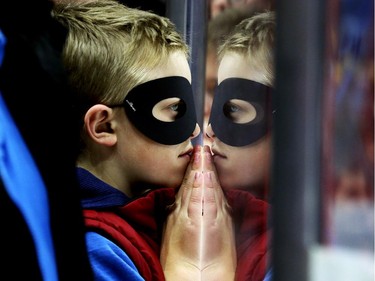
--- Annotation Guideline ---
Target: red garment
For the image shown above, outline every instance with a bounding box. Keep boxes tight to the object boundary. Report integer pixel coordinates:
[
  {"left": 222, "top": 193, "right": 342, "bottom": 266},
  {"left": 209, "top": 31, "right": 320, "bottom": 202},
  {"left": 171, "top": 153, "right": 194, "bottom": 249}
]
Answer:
[
  {"left": 83, "top": 188, "right": 175, "bottom": 281},
  {"left": 226, "top": 189, "right": 271, "bottom": 281},
  {"left": 84, "top": 188, "right": 270, "bottom": 281}
]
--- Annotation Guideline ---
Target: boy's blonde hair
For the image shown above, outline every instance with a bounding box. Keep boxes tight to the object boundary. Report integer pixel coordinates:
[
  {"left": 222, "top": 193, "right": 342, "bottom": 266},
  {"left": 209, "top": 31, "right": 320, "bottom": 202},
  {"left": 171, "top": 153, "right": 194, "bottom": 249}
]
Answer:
[
  {"left": 218, "top": 11, "right": 275, "bottom": 86},
  {"left": 207, "top": 7, "right": 258, "bottom": 56},
  {"left": 52, "top": 0, "right": 189, "bottom": 105}
]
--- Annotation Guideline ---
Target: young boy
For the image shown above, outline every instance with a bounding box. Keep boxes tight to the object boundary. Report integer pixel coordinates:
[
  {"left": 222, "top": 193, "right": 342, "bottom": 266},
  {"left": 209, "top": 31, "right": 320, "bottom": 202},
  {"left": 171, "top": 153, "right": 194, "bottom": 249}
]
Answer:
[
  {"left": 52, "top": 1, "right": 235, "bottom": 280},
  {"left": 206, "top": 11, "right": 276, "bottom": 280},
  {"left": 51, "top": 1, "right": 202, "bottom": 280}
]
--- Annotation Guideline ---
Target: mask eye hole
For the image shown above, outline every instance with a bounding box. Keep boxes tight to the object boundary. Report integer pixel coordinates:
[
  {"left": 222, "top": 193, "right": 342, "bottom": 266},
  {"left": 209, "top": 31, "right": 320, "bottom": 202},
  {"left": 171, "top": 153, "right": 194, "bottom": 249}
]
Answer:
[
  {"left": 152, "top": 97, "right": 186, "bottom": 122},
  {"left": 223, "top": 99, "right": 257, "bottom": 124}
]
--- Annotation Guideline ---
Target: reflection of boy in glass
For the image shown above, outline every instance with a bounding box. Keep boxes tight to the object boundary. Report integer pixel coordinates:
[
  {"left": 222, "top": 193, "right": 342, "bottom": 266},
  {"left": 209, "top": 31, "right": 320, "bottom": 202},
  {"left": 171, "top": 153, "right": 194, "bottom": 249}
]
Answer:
[
  {"left": 204, "top": 7, "right": 262, "bottom": 146},
  {"left": 206, "top": 11, "right": 275, "bottom": 201},
  {"left": 206, "top": 11, "right": 275, "bottom": 280}
]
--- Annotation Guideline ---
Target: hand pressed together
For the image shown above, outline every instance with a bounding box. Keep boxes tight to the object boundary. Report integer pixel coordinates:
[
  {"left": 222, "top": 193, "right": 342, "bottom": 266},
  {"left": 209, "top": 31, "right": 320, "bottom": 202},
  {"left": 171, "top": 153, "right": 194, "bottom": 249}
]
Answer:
[{"left": 161, "top": 145, "right": 236, "bottom": 281}]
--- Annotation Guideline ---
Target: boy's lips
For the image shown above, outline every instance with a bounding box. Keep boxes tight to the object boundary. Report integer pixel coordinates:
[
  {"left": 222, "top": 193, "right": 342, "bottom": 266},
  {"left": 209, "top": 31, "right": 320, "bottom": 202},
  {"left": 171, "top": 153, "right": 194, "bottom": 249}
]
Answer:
[
  {"left": 211, "top": 148, "right": 226, "bottom": 158},
  {"left": 179, "top": 148, "right": 193, "bottom": 157}
]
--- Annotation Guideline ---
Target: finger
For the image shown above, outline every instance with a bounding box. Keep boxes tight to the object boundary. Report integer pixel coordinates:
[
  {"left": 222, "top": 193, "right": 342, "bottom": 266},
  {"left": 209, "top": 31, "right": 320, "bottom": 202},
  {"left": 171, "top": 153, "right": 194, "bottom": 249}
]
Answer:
[
  {"left": 202, "top": 171, "right": 217, "bottom": 220},
  {"left": 175, "top": 171, "right": 203, "bottom": 221},
  {"left": 175, "top": 145, "right": 202, "bottom": 203},
  {"left": 183, "top": 145, "right": 201, "bottom": 179},
  {"left": 202, "top": 150, "right": 225, "bottom": 206},
  {"left": 192, "top": 145, "right": 203, "bottom": 171},
  {"left": 202, "top": 147, "right": 218, "bottom": 178},
  {"left": 208, "top": 167, "right": 231, "bottom": 214},
  {"left": 182, "top": 145, "right": 202, "bottom": 185},
  {"left": 203, "top": 170, "right": 231, "bottom": 220},
  {"left": 176, "top": 169, "right": 195, "bottom": 213},
  {"left": 187, "top": 171, "right": 204, "bottom": 220}
]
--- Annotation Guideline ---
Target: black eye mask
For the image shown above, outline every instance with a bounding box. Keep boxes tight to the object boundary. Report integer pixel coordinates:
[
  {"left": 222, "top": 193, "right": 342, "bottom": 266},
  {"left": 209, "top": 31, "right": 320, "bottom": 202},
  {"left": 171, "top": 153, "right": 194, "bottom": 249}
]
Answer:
[
  {"left": 208, "top": 78, "right": 273, "bottom": 147},
  {"left": 123, "top": 76, "right": 197, "bottom": 145}
]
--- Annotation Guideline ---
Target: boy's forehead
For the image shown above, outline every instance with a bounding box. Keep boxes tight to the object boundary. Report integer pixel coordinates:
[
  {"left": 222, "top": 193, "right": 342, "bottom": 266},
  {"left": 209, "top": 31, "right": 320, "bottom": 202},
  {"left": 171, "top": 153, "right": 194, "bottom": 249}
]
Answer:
[
  {"left": 218, "top": 53, "right": 266, "bottom": 85},
  {"left": 148, "top": 51, "right": 192, "bottom": 83},
  {"left": 218, "top": 53, "right": 249, "bottom": 82}
]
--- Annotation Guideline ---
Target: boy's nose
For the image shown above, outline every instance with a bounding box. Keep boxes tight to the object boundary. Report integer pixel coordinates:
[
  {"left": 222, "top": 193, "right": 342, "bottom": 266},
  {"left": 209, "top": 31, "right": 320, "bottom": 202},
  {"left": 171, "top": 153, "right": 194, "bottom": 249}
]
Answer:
[
  {"left": 190, "top": 123, "right": 201, "bottom": 139},
  {"left": 205, "top": 124, "right": 215, "bottom": 142}
]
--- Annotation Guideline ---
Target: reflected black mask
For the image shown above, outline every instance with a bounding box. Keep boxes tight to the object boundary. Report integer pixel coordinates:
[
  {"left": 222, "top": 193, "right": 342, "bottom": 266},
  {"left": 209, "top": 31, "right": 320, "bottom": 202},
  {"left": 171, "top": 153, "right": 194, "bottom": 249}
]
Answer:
[
  {"left": 123, "top": 76, "right": 197, "bottom": 145},
  {"left": 209, "top": 78, "right": 273, "bottom": 147}
]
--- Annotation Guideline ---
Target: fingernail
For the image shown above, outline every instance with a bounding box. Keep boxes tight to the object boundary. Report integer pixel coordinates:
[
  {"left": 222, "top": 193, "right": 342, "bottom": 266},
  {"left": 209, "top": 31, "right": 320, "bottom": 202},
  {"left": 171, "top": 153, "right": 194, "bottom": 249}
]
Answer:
[
  {"left": 193, "top": 151, "right": 201, "bottom": 169},
  {"left": 204, "top": 151, "right": 212, "bottom": 163},
  {"left": 194, "top": 172, "right": 202, "bottom": 187},
  {"left": 203, "top": 171, "right": 213, "bottom": 188}
]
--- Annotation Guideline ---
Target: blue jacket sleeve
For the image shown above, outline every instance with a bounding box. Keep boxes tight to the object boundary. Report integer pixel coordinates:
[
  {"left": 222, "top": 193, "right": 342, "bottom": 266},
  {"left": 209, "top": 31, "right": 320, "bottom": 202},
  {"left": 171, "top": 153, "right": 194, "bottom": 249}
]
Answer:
[{"left": 86, "top": 231, "right": 145, "bottom": 281}]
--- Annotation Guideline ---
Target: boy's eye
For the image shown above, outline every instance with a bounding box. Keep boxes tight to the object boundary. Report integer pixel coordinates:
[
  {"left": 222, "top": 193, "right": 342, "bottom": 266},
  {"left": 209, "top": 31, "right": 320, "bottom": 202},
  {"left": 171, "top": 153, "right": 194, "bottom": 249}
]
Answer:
[
  {"left": 224, "top": 103, "right": 240, "bottom": 113},
  {"left": 152, "top": 97, "right": 187, "bottom": 122},
  {"left": 223, "top": 99, "right": 257, "bottom": 123},
  {"left": 168, "top": 100, "right": 186, "bottom": 118},
  {"left": 169, "top": 101, "right": 181, "bottom": 112}
]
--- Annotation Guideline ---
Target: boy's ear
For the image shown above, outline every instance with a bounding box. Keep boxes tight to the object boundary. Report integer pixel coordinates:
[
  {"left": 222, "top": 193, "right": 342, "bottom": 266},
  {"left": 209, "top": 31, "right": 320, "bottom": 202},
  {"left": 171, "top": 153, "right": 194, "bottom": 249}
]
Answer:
[{"left": 84, "top": 104, "right": 117, "bottom": 146}]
